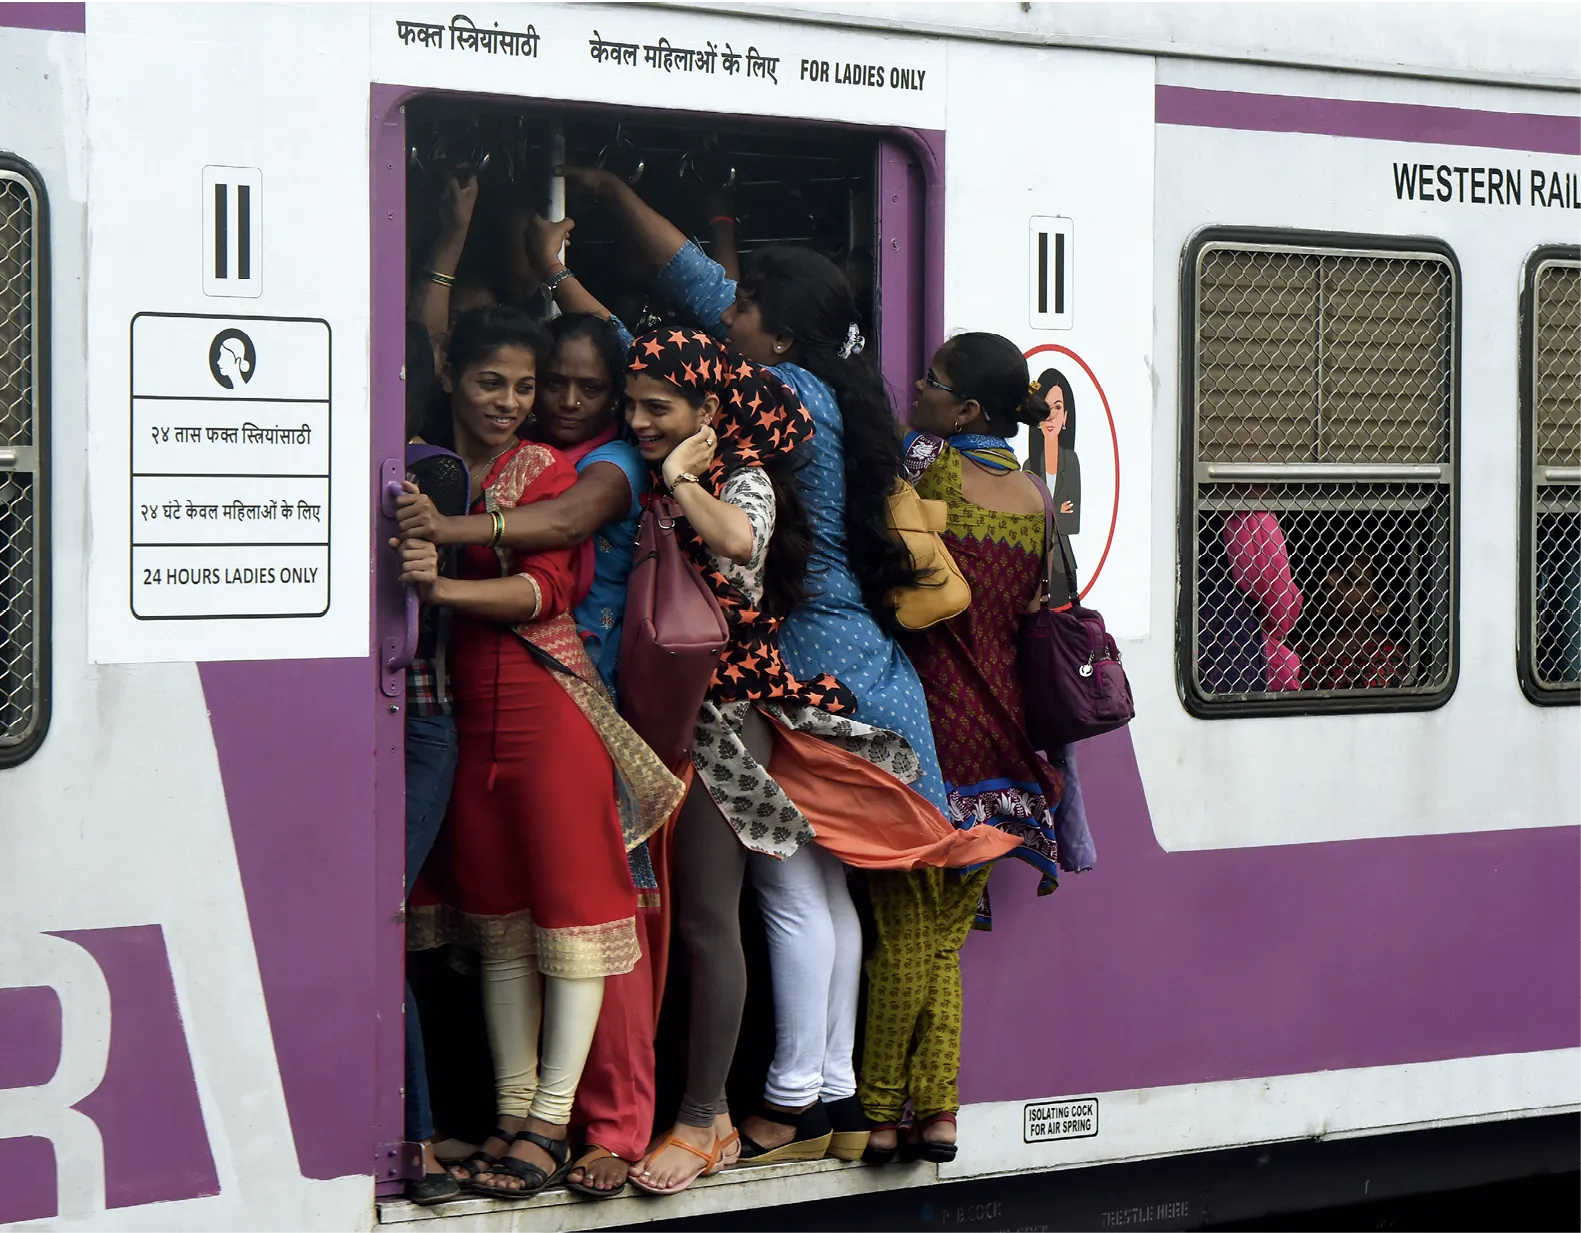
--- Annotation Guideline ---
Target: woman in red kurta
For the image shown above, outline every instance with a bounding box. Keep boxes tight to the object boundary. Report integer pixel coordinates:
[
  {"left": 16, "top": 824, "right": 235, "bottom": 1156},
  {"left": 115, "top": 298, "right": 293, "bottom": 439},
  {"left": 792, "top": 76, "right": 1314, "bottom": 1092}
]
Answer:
[{"left": 400, "top": 307, "right": 682, "bottom": 1202}]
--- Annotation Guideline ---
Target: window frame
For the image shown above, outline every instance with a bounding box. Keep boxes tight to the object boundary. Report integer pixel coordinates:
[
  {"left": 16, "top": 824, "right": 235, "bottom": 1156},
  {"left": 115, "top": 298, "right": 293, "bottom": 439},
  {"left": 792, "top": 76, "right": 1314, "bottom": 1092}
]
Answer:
[
  {"left": 0, "top": 152, "right": 50, "bottom": 768},
  {"left": 1176, "top": 225, "right": 1461, "bottom": 720},
  {"left": 1517, "top": 243, "right": 1580, "bottom": 707}
]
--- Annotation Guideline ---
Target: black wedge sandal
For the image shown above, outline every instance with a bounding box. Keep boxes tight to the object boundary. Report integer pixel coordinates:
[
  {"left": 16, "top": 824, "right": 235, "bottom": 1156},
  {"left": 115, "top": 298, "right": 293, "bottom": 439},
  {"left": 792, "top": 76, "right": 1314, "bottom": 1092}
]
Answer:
[
  {"left": 469, "top": 1128, "right": 572, "bottom": 1200},
  {"left": 737, "top": 1102, "right": 834, "bottom": 1165}
]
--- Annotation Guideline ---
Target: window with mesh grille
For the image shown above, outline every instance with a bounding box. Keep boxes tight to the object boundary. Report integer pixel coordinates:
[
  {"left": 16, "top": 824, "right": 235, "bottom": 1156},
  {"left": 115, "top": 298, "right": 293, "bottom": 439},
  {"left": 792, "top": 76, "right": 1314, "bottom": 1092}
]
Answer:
[
  {"left": 1181, "top": 234, "right": 1458, "bottom": 715},
  {"left": 0, "top": 165, "right": 46, "bottom": 763},
  {"left": 1520, "top": 250, "right": 1581, "bottom": 705}
]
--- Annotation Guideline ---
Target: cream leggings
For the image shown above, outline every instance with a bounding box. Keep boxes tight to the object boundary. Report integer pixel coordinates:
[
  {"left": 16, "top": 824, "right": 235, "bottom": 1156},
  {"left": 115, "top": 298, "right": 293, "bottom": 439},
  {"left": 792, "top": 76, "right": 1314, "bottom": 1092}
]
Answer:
[{"left": 479, "top": 955, "right": 605, "bottom": 1125}]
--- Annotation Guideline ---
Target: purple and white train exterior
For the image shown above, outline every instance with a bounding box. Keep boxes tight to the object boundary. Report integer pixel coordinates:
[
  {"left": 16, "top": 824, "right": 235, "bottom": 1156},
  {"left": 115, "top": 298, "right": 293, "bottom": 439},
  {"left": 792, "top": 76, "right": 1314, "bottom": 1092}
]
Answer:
[{"left": 0, "top": 2, "right": 1576, "bottom": 1229}]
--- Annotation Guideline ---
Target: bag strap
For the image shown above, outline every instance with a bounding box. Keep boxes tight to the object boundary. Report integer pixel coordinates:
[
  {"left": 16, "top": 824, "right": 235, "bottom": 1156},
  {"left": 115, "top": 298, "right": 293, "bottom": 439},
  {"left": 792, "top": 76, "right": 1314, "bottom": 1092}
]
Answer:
[{"left": 1026, "top": 473, "right": 1079, "bottom": 609}]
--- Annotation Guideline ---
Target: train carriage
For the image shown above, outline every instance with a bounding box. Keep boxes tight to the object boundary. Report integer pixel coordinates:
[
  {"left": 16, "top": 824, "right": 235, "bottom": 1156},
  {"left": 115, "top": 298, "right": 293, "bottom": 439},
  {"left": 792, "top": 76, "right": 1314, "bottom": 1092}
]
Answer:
[{"left": 0, "top": 2, "right": 1576, "bottom": 1229}]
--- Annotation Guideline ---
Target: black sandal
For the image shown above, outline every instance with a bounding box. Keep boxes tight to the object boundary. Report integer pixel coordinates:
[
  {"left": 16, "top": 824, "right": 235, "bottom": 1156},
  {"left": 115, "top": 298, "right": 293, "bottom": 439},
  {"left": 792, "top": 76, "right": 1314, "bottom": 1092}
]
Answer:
[
  {"left": 565, "top": 1145, "right": 629, "bottom": 1200},
  {"left": 469, "top": 1128, "right": 572, "bottom": 1200},
  {"left": 901, "top": 1111, "right": 958, "bottom": 1164},
  {"left": 405, "top": 1171, "right": 461, "bottom": 1205},
  {"left": 863, "top": 1121, "right": 902, "bottom": 1166},
  {"left": 449, "top": 1127, "right": 511, "bottom": 1189},
  {"left": 737, "top": 1102, "right": 834, "bottom": 1164}
]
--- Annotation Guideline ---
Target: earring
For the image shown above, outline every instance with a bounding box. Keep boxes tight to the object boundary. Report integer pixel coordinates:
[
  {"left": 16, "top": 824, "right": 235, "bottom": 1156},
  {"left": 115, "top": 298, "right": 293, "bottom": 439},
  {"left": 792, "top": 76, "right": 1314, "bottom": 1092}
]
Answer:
[{"left": 774, "top": 343, "right": 784, "bottom": 354}]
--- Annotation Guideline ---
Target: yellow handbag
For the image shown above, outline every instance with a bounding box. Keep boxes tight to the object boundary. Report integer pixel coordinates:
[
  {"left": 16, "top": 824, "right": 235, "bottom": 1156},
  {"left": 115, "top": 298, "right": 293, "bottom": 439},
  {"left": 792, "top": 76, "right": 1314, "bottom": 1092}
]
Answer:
[{"left": 885, "top": 481, "right": 972, "bottom": 630}]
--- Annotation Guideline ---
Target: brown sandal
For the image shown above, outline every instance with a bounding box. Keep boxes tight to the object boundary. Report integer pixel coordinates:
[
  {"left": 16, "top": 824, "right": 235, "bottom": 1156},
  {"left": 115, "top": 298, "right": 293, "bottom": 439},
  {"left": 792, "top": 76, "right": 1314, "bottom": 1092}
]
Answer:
[{"left": 565, "top": 1145, "right": 628, "bottom": 1200}]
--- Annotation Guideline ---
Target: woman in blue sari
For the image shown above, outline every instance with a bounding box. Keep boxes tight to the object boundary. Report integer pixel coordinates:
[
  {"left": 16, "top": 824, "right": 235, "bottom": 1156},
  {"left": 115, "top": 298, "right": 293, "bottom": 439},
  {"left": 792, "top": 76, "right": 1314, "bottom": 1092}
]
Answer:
[{"left": 534, "top": 173, "right": 949, "bottom": 1169}]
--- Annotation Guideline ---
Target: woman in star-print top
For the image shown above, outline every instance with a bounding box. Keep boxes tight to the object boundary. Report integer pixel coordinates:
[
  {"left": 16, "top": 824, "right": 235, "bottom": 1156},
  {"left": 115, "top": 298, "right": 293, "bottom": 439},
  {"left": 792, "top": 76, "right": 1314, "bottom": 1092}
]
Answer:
[{"left": 618, "top": 328, "right": 1019, "bottom": 1196}]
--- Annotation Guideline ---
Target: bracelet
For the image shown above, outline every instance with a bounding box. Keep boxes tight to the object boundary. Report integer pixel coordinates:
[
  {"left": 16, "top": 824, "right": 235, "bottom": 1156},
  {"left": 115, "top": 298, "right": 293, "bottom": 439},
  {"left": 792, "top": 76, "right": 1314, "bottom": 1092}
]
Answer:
[
  {"left": 668, "top": 471, "right": 700, "bottom": 492},
  {"left": 488, "top": 509, "right": 505, "bottom": 547},
  {"left": 707, "top": 215, "right": 735, "bottom": 228},
  {"left": 545, "top": 268, "right": 576, "bottom": 292},
  {"left": 424, "top": 268, "right": 456, "bottom": 289}
]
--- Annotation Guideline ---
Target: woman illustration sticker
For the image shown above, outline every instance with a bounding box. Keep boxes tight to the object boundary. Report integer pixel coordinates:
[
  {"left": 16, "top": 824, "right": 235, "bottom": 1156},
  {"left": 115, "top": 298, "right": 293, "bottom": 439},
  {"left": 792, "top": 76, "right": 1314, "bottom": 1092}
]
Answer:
[
  {"left": 1031, "top": 367, "right": 1081, "bottom": 538},
  {"left": 1023, "top": 343, "right": 1118, "bottom": 601}
]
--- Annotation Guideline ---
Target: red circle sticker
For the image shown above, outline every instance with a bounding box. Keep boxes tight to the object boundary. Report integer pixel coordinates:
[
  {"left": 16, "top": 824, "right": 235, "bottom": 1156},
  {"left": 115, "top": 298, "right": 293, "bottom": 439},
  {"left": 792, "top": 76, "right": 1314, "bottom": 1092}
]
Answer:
[{"left": 1023, "top": 343, "right": 1120, "bottom": 601}]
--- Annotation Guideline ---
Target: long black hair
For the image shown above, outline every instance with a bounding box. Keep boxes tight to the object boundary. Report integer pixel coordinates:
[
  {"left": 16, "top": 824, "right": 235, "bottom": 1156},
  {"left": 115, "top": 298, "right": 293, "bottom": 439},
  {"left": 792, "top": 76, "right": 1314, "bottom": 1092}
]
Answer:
[
  {"left": 421, "top": 305, "right": 550, "bottom": 448},
  {"left": 739, "top": 246, "right": 919, "bottom": 638},
  {"left": 941, "top": 333, "right": 1049, "bottom": 437},
  {"left": 1035, "top": 367, "right": 1077, "bottom": 450}
]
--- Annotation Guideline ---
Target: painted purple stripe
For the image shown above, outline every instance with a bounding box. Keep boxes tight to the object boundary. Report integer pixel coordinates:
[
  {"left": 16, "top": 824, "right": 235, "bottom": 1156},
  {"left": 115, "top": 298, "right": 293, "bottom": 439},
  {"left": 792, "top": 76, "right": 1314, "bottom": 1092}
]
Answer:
[
  {"left": 200, "top": 658, "right": 378, "bottom": 1181},
  {"left": 960, "top": 729, "right": 1581, "bottom": 1104},
  {"left": 1156, "top": 84, "right": 1581, "bottom": 156},
  {"left": 0, "top": 986, "right": 61, "bottom": 1089},
  {"left": 0, "top": 1138, "right": 57, "bottom": 1223},
  {"left": 0, "top": 3, "right": 84, "bottom": 33},
  {"left": 54, "top": 926, "right": 220, "bottom": 1209}
]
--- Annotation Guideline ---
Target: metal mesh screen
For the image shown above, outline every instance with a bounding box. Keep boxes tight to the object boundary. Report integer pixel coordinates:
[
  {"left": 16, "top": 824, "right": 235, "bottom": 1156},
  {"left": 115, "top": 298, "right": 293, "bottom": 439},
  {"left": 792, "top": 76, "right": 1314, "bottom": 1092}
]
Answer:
[
  {"left": 1530, "top": 260, "right": 1581, "bottom": 693},
  {"left": 0, "top": 174, "right": 38, "bottom": 750},
  {"left": 1189, "top": 242, "right": 1456, "bottom": 705}
]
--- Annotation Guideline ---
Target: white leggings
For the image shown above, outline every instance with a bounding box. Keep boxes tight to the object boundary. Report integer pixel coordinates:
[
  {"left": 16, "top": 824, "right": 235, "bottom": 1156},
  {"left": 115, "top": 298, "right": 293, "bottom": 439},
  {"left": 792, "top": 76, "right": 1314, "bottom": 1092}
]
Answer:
[
  {"left": 478, "top": 955, "right": 605, "bottom": 1125},
  {"left": 749, "top": 843, "right": 862, "bottom": 1107}
]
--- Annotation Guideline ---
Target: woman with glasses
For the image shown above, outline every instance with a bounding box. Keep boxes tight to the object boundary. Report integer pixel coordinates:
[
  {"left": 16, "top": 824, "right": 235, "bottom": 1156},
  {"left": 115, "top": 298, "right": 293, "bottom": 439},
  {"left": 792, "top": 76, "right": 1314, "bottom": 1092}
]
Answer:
[{"left": 859, "top": 334, "right": 1066, "bottom": 1167}]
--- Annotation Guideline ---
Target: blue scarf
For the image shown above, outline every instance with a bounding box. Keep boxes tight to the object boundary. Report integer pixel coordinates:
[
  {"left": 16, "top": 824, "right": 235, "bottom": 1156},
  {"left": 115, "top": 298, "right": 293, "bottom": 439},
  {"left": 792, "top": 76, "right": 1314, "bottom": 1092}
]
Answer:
[{"left": 950, "top": 432, "right": 1019, "bottom": 474}]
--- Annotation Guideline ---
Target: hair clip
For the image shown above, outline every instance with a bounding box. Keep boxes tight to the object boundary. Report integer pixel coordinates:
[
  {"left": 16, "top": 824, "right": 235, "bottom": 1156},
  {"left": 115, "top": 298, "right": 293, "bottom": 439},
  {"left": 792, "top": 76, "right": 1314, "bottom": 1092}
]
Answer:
[
  {"left": 1028, "top": 379, "right": 1042, "bottom": 393},
  {"left": 838, "top": 322, "right": 866, "bottom": 360}
]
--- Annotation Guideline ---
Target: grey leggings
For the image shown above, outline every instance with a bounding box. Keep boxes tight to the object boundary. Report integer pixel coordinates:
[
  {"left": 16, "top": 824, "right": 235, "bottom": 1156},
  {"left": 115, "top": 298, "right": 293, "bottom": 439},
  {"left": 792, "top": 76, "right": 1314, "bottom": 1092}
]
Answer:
[{"left": 672, "top": 708, "right": 774, "bottom": 1128}]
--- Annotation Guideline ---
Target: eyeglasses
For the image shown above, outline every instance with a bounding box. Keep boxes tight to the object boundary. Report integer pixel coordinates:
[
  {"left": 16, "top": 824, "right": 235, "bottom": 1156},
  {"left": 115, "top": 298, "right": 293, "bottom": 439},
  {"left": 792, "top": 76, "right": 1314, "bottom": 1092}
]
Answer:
[{"left": 923, "top": 368, "right": 959, "bottom": 396}]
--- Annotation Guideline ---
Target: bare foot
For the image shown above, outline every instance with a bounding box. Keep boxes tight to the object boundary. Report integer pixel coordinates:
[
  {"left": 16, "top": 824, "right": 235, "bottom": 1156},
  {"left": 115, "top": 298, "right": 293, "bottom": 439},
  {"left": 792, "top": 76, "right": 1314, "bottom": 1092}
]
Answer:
[
  {"left": 473, "top": 1115, "right": 566, "bottom": 1194},
  {"left": 631, "top": 1122, "right": 716, "bottom": 1192},
  {"left": 567, "top": 1145, "right": 628, "bottom": 1193}
]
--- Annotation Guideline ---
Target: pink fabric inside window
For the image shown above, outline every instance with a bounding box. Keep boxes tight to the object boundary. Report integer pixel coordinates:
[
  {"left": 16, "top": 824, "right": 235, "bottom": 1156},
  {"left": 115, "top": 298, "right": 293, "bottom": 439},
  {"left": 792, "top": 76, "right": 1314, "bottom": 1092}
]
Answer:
[{"left": 1223, "top": 511, "right": 1304, "bottom": 690}]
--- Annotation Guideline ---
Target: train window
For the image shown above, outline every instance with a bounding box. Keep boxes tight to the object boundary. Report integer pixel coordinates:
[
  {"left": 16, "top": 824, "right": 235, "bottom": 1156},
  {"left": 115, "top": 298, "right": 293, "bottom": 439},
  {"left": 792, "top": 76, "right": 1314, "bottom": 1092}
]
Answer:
[
  {"left": 1179, "top": 229, "right": 1458, "bottom": 717},
  {"left": 0, "top": 156, "right": 48, "bottom": 767},
  {"left": 1519, "top": 247, "right": 1581, "bottom": 706}
]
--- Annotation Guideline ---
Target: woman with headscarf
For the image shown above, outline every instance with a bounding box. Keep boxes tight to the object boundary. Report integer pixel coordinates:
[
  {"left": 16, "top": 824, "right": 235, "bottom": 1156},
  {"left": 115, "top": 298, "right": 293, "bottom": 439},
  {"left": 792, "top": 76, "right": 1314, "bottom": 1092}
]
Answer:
[
  {"left": 531, "top": 177, "right": 950, "bottom": 1168},
  {"left": 617, "top": 328, "right": 1019, "bottom": 1196}
]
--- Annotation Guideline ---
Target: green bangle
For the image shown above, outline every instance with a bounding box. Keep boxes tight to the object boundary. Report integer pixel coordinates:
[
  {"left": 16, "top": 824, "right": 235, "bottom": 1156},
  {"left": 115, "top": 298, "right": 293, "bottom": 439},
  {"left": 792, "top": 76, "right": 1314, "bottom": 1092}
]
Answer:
[{"left": 488, "top": 509, "right": 505, "bottom": 547}]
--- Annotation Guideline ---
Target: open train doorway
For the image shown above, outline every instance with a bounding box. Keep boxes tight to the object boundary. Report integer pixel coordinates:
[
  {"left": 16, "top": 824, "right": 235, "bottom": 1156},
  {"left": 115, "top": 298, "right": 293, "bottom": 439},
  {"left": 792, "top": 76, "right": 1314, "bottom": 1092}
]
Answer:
[
  {"left": 401, "top": 96, "right": 894, "bottom": 375},
  {"left": 395, "top": 89, "right": 926, "bottom": 1163}
]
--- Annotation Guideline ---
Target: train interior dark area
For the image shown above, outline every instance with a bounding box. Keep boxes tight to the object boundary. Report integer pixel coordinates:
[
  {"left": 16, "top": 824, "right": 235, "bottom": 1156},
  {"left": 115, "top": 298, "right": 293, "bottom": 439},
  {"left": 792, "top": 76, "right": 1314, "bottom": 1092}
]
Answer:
[
  {"left": 403, "top": 95, "right": 879, "bottom": 353},
  {"left": 401, "top": 93, "right": 887, "bottom": 1152}
]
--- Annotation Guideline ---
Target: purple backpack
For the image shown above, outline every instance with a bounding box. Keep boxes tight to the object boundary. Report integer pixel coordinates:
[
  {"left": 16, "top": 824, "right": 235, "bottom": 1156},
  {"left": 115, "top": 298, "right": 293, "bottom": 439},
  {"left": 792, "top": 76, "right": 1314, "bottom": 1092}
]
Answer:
[{"left": 1018, "top": 475, "right": 1135, "bottom": 748}]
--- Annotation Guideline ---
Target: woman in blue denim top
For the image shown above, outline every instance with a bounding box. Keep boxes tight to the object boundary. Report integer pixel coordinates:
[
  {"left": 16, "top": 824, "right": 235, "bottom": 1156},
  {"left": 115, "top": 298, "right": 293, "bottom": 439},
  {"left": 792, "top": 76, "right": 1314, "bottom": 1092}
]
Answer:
[{"left": 530, "top": 169, "right": 951, "bottom": 1173}]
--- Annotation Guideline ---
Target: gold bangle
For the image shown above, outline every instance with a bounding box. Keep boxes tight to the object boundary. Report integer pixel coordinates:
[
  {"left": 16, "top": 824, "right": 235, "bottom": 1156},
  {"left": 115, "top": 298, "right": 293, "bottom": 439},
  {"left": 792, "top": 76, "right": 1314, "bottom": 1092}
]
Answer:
[{"left": 424, "top": 268, "right": 456, "bottom": 289}]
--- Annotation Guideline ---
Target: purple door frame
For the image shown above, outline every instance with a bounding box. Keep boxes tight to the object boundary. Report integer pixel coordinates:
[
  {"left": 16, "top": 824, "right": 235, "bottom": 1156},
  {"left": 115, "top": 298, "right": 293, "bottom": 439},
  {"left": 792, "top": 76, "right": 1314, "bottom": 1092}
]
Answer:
[{"left": 365, "top": 82, "right": 947, "bottom": 1194}]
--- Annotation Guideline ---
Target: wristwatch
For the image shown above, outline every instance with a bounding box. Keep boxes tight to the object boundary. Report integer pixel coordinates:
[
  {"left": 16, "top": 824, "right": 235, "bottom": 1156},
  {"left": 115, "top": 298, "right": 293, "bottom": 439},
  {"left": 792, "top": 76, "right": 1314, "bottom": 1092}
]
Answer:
[{"left": 668, "top": 471, "right": 700, "bottom": 492}]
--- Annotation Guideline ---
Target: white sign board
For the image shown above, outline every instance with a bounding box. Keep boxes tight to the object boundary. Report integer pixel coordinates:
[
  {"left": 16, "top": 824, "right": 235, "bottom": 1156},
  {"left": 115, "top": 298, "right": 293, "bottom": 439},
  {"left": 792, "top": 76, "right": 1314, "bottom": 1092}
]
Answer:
[
  {"left": 1023, "top": 1097, "right": 1100, "bottom": 1143},
  {"left": 130, "top": 314, "right": 330, "bottom": 620},
  {"left": 371, "top": 5, "right": 947, "bottom": 130}
]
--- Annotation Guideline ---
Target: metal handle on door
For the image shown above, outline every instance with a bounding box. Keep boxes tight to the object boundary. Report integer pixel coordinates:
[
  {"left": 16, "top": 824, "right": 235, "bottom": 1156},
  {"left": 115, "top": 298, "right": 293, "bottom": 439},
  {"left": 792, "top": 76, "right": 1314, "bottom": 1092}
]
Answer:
[{"left": 381, "top": 479, "right": 420, "bottom": 671}]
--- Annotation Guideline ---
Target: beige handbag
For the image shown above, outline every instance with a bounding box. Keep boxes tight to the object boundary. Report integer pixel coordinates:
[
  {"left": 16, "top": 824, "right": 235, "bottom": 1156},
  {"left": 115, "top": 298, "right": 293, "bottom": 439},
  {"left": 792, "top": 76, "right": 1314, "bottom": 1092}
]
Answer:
[{"left": 885, "top": 481, "right": 972, "bottom": 630}]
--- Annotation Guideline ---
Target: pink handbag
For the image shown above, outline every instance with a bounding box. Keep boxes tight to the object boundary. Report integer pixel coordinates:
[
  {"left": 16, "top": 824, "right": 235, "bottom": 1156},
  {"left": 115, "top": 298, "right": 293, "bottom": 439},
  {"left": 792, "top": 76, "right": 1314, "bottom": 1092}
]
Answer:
[{"left": 617, "top": 496, "right": 729, "bottom": 770}]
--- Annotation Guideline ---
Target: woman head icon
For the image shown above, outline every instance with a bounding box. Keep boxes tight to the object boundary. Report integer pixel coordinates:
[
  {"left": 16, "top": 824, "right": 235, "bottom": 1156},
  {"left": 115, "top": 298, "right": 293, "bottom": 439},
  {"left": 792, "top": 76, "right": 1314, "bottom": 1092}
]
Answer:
[{"left": 209, "top": 328, "right": 257, "bottom": 390}]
